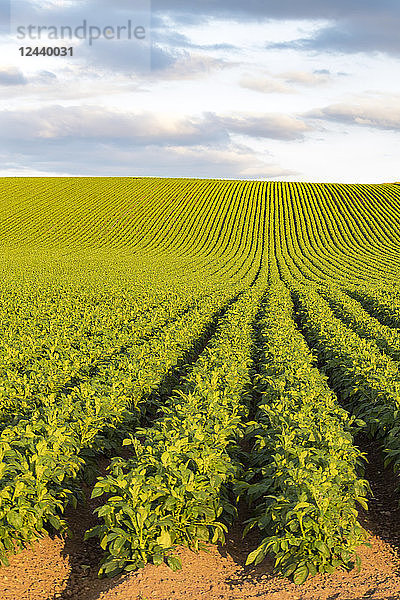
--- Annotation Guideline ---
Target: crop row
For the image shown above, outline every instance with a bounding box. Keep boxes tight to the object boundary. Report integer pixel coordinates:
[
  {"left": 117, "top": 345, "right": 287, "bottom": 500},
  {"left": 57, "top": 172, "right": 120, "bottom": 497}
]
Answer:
[
  {"left": 241, "top": 276, "right": 368, "bottom": 583},
  {"left": 1, "top": 178, "right": 400, "bottom": 583},
  {"left": 0, "top": 286, "right": 236, "bottom": 566},
  {"left": 290, "top": 283, "right": 400, "bottom": 489},
  {"left": 84, "top": 282, "right": 266, "bottom": 575}
]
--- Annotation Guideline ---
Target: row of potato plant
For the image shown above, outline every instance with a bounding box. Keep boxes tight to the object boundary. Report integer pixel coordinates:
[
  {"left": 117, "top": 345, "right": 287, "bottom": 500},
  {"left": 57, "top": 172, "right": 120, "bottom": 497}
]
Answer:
[
  {"left": 85, "top": 283, "right": 266, "bottom": 576},
  {"left": 0, "top": 282, "right": 201, "bottom": 422},
  {"left": 318, "top": 285, "right": 400, "bottom": 361},
  {"left": 290, "top": 283, "right": 400, "bottom": 489},
  {"left": 0, "top": 287, "right": 235, "bottom": 566},
  {"left": 346, "top": 284, "right": 400, "bottom": 329},
  {"left": 241, "top": 275, "right": 368, "bottom": 584}
]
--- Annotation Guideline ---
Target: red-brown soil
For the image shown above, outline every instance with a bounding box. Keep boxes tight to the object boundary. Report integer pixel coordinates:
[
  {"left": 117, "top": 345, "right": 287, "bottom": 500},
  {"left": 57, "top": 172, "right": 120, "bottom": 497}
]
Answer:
[{"left": 1, "top": 440, "right": 400, "bottom": 600}]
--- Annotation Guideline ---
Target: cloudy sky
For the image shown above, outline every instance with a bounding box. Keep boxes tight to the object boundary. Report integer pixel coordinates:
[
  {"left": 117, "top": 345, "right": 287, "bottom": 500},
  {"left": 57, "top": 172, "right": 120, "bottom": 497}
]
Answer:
[{"left": 0, "top": 0, "right": 399, "bottom": 181}]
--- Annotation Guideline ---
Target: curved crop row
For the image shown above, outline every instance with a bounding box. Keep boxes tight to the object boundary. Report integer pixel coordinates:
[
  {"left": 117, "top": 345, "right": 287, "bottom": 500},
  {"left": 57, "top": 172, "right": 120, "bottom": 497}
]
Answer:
[
  {"left": 290, "top": 284, "right": 400, "bottom": 491},
  {"left": 318, "top": 285, "right": 400, "bottom": 361},
  {"left": 1, "top": 177, "right": 400, "bottom": 581}
]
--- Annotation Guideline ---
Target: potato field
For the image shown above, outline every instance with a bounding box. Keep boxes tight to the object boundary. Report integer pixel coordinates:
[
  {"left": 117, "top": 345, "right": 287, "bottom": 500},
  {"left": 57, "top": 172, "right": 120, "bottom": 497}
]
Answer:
[{"left": 1, "top": 177, "right": 400, "bottom": 598}]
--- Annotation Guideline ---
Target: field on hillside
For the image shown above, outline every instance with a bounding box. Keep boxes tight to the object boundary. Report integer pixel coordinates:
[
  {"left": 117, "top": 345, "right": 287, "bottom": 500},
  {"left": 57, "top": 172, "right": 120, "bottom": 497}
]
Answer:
[{"left": 1, "top": 178, "right": 400, "bottom": 600}]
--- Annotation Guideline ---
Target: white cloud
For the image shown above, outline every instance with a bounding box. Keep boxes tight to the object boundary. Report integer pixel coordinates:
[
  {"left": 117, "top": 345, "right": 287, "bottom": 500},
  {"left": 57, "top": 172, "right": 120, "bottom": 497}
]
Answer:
[
  {"left": 1, "top": 0, "right": 399, "bottom": 180},
  {"left": 151, "top": 52, "right": 235, "bottom": 80},
  {"left": 280, "top": 70, "right": 332, "bottom": 86},
  {"left": 218, "top": 113, "right": 311, "bottom": 140},
  {"left": 308, "top": 95, "right": 400, "bottom": 131},
  {"left": 240, "top": 74, "right": 294, "bottom": 94}
]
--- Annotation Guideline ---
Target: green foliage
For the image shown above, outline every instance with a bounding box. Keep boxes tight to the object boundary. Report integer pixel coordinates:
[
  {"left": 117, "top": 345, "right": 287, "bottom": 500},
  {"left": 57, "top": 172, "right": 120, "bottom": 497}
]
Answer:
[
  {"left": 291, "top": 283, "right": 400, "bottom": 480},
  {"left": 0, "top": 178, "right": 400, "bottom": 582},
  {"left": 241, "top": 278, "right": 369, "bottom": 581},
  {"left": 86, "top": 285, "right": 265, "bottom": 576}
]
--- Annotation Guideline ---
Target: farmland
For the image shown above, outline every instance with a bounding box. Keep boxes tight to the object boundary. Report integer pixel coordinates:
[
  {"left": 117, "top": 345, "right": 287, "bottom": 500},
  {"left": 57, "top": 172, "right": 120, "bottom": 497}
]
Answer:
[{"left": 1, "top": 177, "right": 400, "bottom": 599}]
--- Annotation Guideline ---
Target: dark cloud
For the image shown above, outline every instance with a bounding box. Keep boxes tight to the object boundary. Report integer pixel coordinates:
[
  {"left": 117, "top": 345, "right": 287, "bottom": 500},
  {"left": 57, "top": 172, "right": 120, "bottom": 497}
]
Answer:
[
  {"left": 0, "top": 105, "right": 310, "bottom": 144},
  {"left": 268, "top": 12, "right": 400, "bottom": 56},
  {"left": 0, "top": 104, "right": 308, "bottom": 176},
  {"left": 151, "top": 0, "right": 398, "bottom": 22},
  {"left": 7, "top": 0, "right": 400, "bottom": 72},
  {"left": 9, "top": 0, "right": 400, "bottom": 60},
  {"left": 0, "top": 138, "right": 295, "bottom": 179},
  {"left": 32, "top": 0, "right": 397, "bottom": 30},
  {"left": 154, "top": 1, "right": 400, "bottom": 57},
  {"left": 0, "top": 106, "right": 229, "bottom": 146},
  {"left": 152, "top": 0, "right": 400, "bottom": 62}
]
